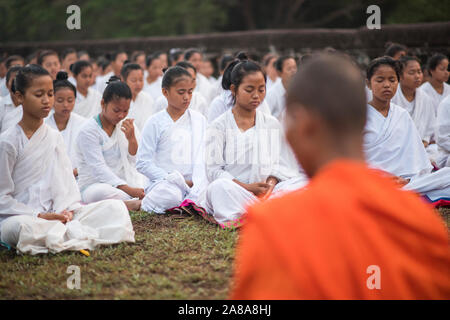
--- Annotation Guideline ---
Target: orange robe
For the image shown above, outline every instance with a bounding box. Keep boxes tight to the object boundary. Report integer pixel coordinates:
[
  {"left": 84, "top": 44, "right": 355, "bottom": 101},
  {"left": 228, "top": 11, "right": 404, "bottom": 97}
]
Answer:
[{"left": 231, "top": 160, "right": 450, "bottom": 299}]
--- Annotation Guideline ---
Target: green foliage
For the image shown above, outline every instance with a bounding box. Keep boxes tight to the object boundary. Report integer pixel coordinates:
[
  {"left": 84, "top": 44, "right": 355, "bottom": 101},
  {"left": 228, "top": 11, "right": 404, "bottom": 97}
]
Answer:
[{"left": 0, "top": 0, "right": 448, "bottom": 42}]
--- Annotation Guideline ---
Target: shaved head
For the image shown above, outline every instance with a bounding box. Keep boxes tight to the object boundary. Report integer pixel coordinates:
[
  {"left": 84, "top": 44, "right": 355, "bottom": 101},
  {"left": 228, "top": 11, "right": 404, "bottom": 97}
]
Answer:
[
  {"left": 286, "top": 53, "right": 367, "bottom": 136},
  {"left": 285, "top": 53, "right": 367, "bottom": 178}
]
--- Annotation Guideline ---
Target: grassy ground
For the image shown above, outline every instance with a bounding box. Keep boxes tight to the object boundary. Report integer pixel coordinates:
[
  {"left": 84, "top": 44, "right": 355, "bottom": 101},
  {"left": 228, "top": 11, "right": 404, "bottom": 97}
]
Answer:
[
  {"left": 0, "top": 208, "right": 448, "bottom": 300},
  {"left": 0, "top": 211, "right": 238, "bottom": 299}
]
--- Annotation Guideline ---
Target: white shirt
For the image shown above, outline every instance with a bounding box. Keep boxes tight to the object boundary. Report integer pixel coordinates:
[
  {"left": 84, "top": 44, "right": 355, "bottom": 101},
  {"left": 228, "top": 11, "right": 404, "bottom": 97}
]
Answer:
[
  {"left": 143, "top": 76, "right": 163, "bottom": 101},
  {"left": 420, "top": 82, "right": 450, "bottom": 116},
  {"left": 363, "top": 103, "right": 432, "bottom": 179},
  {"left": 74, "top": 87, "right": 102, "bottom": 118},
  {"left": 0, "top": 94, "right": 23, "bottom": 134},
  {"left": 0, "top": 77, "right": 8, "bottom": 97},
  {"left": 136, "top": 109, "right": 194, "bottom": 190},
  {"left": 435, "top": 95, "right": 450, "bottom": 168},
  {"left": 76, "top": 117, "right": 138, "bottom": 191},
  {"left": 126, "top": 91, "right": 156, "bottom": 132},
  {"left": 391, "top": 86, "right": 436, "bottom": 143},
  {"left": 265, "top": 80, "right": 286, "bottom": 121},
  {"left": 205, "top": 109, "right": 300, "bottom": 184},
  {"left": 45, "top": 112, "right": 86, "bottom": 169}
]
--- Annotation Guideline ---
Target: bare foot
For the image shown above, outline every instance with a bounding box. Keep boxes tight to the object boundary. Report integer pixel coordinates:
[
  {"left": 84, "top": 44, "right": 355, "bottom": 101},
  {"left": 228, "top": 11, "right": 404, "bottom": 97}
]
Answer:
[{"left": 124, "top": 199, "right": 141, "bottom": 211}]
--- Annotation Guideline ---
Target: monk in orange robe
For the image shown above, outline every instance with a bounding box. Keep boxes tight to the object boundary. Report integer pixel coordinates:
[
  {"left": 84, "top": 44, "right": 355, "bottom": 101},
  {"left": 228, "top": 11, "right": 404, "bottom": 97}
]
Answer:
[{"left": 231, "top": 53, "right": 450, "bottom": 300}]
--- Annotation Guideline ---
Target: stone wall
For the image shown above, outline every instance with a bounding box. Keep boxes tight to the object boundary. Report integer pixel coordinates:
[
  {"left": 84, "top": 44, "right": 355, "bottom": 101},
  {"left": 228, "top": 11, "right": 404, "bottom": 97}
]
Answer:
[{"left": 2, "top": 21, "right": 449, "bottom": 64}]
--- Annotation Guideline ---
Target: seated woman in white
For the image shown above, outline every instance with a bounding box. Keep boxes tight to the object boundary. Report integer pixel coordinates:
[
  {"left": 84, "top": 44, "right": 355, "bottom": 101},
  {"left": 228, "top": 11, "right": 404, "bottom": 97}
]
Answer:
[
  {"left": 137, "top": 66, "right": 208, "bottom": 213},
  {"left": 71, "top": 60, "right": 102, "bottom": 118},
  {"left": 265, "top": 56, "right": 298, "bottom": 121},
  {"left": 184, "top": 49, "right": 214, "bottom": 104},
  {"left": 207, "top": 55, "right": 271, "bottom": 123},
  {"left": 76, "top": 76, "right": 145, "bottom": 207},
  {"left": 435, "top": 95, "right": 450, "bottom": 168},
  {"left": 0, "top": 66, "right": 23, "bottom": 133},
  {"left": 0, "top": 65, "right": 135, "bottom": 255},
  {"left": 143, "top": 54, "right": 163, "bottom": 101},
  {"left": 420, "top": 54, "right": 450, "bottom": 116},
  {"left": 152, "top": 61, "right": 208, "bottom": 117},
  {"left": 199, "top": 60, "right": 308, "bottom": 225},
  {"left": 364, "top": 56, "right": 450, "bottom": 205},
  {"left": 391, "top": 56, "right": 437, "bottom": 162},
  {"left": 121, "top": 63, "right": 156, "bottom": 131},
  {"left": 45, "top": 71, "right": 86, "bottom": 177}
]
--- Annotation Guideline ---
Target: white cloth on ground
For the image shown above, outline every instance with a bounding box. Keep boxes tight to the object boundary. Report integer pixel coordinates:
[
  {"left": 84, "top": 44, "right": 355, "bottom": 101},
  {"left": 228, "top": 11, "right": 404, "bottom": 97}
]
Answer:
[{"left": 0, "top": 123, "right": 134, "bottom": 254}]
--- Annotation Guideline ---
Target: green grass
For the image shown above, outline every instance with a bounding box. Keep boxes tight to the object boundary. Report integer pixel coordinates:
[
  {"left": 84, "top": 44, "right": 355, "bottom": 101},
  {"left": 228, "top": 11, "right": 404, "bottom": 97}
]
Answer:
[
  {"left": 0, "top": 208, "right": 448, "bottom": 300},
  {"left": 0, "top": 211, "right": 238, "bottom": 299}
]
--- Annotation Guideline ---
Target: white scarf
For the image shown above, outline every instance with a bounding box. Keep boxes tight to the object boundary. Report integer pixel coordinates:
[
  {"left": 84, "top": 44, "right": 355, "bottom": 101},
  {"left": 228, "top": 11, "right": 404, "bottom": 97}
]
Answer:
[
  {"left": 391, "top": 86, "right": 436, "bottom": 142},
  {"left": 363, "top": 103, "right": 432, "bottom": 179},
  {"left": 12, "top": 124, "right": 82, "bottom": 213},
  {"left": 101, "top": 119, "right": 146, "bottom": 188}
]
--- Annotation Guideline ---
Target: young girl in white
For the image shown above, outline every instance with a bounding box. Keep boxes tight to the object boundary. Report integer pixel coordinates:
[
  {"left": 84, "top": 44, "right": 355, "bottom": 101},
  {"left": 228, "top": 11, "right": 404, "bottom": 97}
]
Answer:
[
  {"left": 121, "top": 63, "right": 156, "bottom": 132},
  {"left": 0, "top": 65, "right": 135, "bottom": 255},
  {"left": 45, "top": 71, "right": 86, "bottom": 177},
  {"left": 137, "top": 66, "right": 208, "bottom": 213},
  {"left": 71, "top": 60, "right": 102, "bottom": 118},
  {"left": 76, "top": 76, "right": 144, "bottom": 208}
]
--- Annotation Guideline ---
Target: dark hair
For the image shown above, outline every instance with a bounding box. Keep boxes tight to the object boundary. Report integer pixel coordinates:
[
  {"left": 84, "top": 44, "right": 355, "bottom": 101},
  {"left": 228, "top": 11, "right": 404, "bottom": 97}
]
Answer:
[
  {"left": 219, "top": 55, "right": 234, "bottom": 72},
  {"left": 300, "top": 54, "right": 313, "bottom": 65},
  {"left": 161, "top": 66, "right": 192, "bottom": 90},
  {"left": 102, "top": 75, "right": 132, "bottom": 103},
  {"left": 146, "top": 53, "right": 160, "bottom": 68},
  {"left": 287, "top": 53, "right": 367, "bottom": 136},
  {"left": 53, "top": 71, "right": 76, "bottom": 97},
  {"left": 184, "top": 48, "right": 201, "bottom": 61},
  {"left": 262, "top": 54, "right": 277, "bottom": 67},
  {"left": 106, "top": 51, "right": 127, "bottom": 63},
  {"left": 275, "top": 56, "right": 295, "bottom": 72},
  {"left": 13, "top": 64, "right": 51, "bottom": 95},
  {"left": 384, "top": 42, "right": 407, "bottom": 58},
  {"left": 366, "top": 56, "right": 400, "bottom": 81},
  {"left": 77, "top": 50, "right": 89, "bottom": 59},
  {"left": 5, "top": 55, "right": 24, "bottom": 69},
  {"left": 37, "top": 50, "right": 59, "bottom": 66},
  {"left": 229, "top": 60, "right": 266, "bottom": 104},
  {"left": 427, "top": 53, "right": 448, "bottom": 71},
  {"left": 221, "top": 52, "right": 251, "bottom": 90},
  {"left": 131, "top": 51, "right": 145, "bottom": 63},
  {"left": 70, "top": 60, "right": 92, "bottom": 76},
  {"left": 121, "top": 63, "right": 142, "bottom": 81},
  {"left": 169, "top": 49, "right": 183, "bottom": 66},
  {"left": 61, "top": 48, "right": 77, "bottom": 60},
  {"left": 175, "top": 61, "right": 196, "bottom": 74},
  {"left": 6, "top": 65, "right": 22, "bottom": 87},
  {"left": 398, "top": 56, "right": 421, "bottom": 74},
  {"left": 97, "top": 56, "right": 111, "bottom": 71}
]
